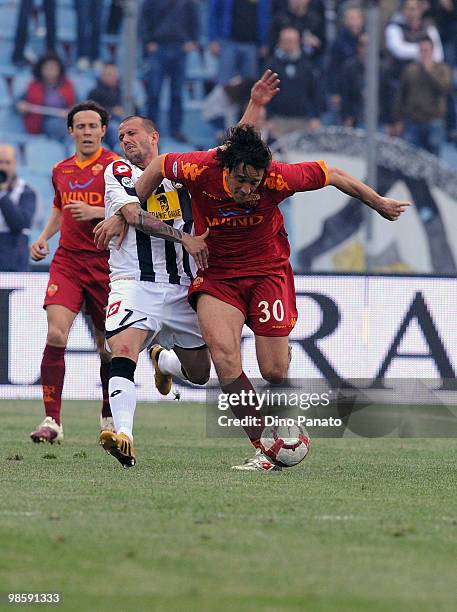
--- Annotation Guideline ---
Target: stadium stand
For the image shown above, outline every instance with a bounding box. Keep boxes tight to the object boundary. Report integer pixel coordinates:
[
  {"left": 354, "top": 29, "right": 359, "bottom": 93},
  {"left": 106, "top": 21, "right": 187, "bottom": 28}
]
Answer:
[{"left": 0, "top": 0, "right": 455, "bottom": 269}]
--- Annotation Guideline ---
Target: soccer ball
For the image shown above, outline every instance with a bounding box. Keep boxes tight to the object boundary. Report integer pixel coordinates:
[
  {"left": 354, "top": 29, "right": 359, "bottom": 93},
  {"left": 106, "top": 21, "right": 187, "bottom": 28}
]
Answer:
[{"left": 260, "top": 422, "right": 310, "bottom": 468}]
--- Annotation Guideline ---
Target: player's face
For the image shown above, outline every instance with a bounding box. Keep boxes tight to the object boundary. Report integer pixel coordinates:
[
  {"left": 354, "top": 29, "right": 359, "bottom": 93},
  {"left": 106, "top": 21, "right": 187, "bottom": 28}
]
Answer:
[
  {"left": 118, "top": 118, "right": 158, "bottom": 167},
  {"left": 69, "top": 110, "right": 106, "bottom": 158},
  {"left": 226, "top": 163, "right": 264, "bottom": 204}
]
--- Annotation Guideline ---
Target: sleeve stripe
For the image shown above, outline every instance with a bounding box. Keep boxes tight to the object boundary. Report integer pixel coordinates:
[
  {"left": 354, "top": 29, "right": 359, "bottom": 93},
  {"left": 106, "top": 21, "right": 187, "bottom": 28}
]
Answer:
[
  {"left": 317, "top": 160, "right": 330, "bottom": 186},
  {"left": 161, "top": 154, "right": 167, "bottom": 177}
]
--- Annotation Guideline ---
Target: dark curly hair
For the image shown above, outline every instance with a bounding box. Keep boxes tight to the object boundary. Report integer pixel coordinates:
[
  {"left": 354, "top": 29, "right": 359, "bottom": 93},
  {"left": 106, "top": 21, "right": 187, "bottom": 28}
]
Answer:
[
  {"left": 67, "top": 100, "right": 110, "bottom": 129},
  {"left": 215, "top": 124, "right": 272, "bottom": 173},
  {"left": 32, "top": 52, "right": 65, "bottom": 83}
]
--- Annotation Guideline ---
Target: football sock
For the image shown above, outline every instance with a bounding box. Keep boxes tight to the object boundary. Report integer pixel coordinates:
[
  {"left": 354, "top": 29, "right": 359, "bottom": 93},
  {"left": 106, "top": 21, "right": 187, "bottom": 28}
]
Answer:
[
  {"left": 109, "top": 357, "right": 137, "bottom": 440},
  {"left": 158, "top": 349, "right": 188, "bottom": 381},
  {"left": 221, "top": 371, "right": 264, "bottom": 448},
  {"left": 41, "top": 344, "right": 65, "bottom": 425},
  {"left": 100, "top": 359, "right": 112, "bottom": 418}
]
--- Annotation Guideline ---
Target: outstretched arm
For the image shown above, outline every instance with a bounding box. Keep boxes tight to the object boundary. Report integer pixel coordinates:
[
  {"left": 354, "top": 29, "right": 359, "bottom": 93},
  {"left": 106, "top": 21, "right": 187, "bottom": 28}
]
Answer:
[
  {"left": 328, "top": 167, "right": 410, "bottom": 221},
  {"left": 238, "top": 69, "right": 279, "bottom": 126}
]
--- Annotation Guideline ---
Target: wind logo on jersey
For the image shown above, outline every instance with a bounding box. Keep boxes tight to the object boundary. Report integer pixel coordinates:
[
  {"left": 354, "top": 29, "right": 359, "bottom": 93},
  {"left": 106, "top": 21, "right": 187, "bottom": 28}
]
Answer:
[
  {"left": 147, "top": 191, "right": 182, "bottom": 221},
  {"left": 181, "top": 162, "right": 208, "bottom": 181},
  {"left": 264, "top": 173, "right": 290, "bottom": 191},
  {"left": 62, "top": 191, "right": 103, "bottom": 205},
  {"left": 69, "top": 178, "right": 95, "bottom": 189},
  {"left": 205, "top": 214, "right": 264, "bottom": 227}
]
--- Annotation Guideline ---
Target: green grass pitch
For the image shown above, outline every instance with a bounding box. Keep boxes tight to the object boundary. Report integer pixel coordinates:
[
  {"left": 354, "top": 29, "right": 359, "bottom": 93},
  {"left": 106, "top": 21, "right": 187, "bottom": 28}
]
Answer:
[{"left": 1, "top": 400, "right": 457, "bottom": 612}]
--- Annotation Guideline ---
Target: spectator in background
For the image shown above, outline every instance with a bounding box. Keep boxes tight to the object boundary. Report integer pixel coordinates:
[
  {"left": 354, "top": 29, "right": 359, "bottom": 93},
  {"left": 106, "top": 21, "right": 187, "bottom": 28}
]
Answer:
[
  {"left": 327, "top": 4, "right": 365, "bottom": 116},
  {"left": 0, "top": 144, "right": 37, "bottom": 272},
  {"left": 269, "top": 0, "right": 325, "bottom": 65},
  {"left": 423, "top": 0, "right": 457, "bottom": 66},
  {"left": 107, "top": 0, "right": 123, "bottom": 34},
  {"left": 267, "top": 27, "right": 320, "bottom": 137},
  {"left": 385, "top": 0, "right": 444, "bottom": 79},
  {"left": 140, "top": 0, "right": 199, "bottom": 142},
  {"left": 11, "top": 0, "right": 56, "bottom": 66},
  {"left": 208, "top": 0, "right": 271, "bottom": 84},
  {"left": 17, "top": 53, "right": 76, "bottom": 142},
  {"left": 338, "top": 33, "right": 395, "bottom": 128},
  {"left": 389, "top": 37, "right": 452, "bottom": 155},
  {"left": 74, "top": 0, "right": 104, "bottom": 71},
  {"left": 88, "top": 63, "right": 124, "bottom": 151},
  {"left": 202, "top": 76, "right": 256, "bottom": 140}
]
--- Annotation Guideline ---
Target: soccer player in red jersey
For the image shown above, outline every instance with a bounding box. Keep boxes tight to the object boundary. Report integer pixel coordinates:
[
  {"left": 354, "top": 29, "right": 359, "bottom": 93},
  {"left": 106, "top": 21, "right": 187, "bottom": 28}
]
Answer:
[
  {"left": 134, "top": 124, "right": 410, "bottom": 471},
  {"left": 29, "top": 100, "right": 119, "bottom": 444}
]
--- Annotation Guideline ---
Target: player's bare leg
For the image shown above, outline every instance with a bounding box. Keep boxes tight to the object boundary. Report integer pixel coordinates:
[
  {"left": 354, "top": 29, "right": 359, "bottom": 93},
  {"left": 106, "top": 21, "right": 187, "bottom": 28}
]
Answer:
[
  {"left": 173, "top": 346, "right": 211, "bottom": 386},
  {"left": 255, "top": 335, "right": 290, "bottom": 385},
  {"left": 196, "top": 294, "right": 277, "bottom": 471},
  {"left": 94, "top": 328, "right": 113, "bottom": 431},
  {"left": 99, "top": 327, "right": 148, "bottom": 467},
  {"left": 150, "top": 344, "right": 211, "bottom": 396},
  {"left": 30, "top": 305, "right": 77, "bottom": 444},
  {"left": 196, "top": 294, "right": 244, "bottom": 385}
]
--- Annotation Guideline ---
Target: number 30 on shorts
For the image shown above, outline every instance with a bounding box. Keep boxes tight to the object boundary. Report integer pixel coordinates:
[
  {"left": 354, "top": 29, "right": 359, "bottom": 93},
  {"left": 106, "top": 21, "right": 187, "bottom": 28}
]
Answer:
[{"left": 257, "top": 299, "right": 284, "bottom": 323}]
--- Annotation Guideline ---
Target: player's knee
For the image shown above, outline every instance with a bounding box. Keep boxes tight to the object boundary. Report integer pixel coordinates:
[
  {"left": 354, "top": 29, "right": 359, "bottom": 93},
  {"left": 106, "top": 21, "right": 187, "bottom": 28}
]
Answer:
[
  {"left": 46, "top": 326, "right": 69, "bottom": 347},
  {"left": 209, "top": 343, "right": 239, "bottom": 376},
  {"left": 260, "top": 365, "right": 288, "bottom": 386}
]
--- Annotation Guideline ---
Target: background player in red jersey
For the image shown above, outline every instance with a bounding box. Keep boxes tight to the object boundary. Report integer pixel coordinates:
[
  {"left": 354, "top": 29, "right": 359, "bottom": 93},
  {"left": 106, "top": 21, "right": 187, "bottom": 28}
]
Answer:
[
  {"left": 134, "top": 124, "right": 410, "bottom": 471},
  {"left": 29, "top": 100, "right": 118, "bottom": 444}
]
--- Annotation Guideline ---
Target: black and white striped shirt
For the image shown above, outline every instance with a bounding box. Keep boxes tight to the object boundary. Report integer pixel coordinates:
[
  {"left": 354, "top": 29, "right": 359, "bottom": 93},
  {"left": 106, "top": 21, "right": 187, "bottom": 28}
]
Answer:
[{"left": 104, "top": 159, "right": 196, "bottom": 286}]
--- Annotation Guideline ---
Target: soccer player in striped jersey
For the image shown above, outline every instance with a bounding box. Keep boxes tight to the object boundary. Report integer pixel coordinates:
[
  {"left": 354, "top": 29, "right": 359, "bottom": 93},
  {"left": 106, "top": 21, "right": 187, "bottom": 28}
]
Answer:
[{"left": 95, "top": 71, "right": 281, "bottom": 467}]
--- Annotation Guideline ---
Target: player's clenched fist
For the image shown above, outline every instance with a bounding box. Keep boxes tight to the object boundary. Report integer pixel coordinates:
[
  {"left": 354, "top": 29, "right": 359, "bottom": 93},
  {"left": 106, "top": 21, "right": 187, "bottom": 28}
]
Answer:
[
  {"left": 30, "top": 237, "right": 49, "bottom": 261},
  {"left": 94, "top": 214, "right": 127, "bottom": 250},
  {"left": 182, "top": 228, "right": 210, "bottom": 270}
]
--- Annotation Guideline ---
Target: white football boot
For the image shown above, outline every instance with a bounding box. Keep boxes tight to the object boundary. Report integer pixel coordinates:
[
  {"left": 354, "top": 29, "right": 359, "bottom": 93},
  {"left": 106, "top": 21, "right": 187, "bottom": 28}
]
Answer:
[
  {"left": 30, "top": 416, "right": 64, "bottom": 444},
  {"left": 231, "top": 448, "right": 282, "bottom": 472}
]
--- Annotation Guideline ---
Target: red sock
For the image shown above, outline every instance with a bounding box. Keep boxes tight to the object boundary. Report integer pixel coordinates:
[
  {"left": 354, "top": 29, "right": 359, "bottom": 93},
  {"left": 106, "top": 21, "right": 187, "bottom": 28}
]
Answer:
[
  {"left": 40, "top": 344, "right": 65, "bottom": 425},
  {"left": 221, "top": 372, "right": 264, "bottom": 448},
  {"left": 100, "top": 360, "right": 112, "bottom": 418}
]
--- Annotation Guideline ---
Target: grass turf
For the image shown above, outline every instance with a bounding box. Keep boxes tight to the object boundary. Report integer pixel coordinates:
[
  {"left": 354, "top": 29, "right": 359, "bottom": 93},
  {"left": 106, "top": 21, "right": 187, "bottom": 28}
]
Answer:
[{"left": 1, "top": 400, "right": 457, "bottom": 612}]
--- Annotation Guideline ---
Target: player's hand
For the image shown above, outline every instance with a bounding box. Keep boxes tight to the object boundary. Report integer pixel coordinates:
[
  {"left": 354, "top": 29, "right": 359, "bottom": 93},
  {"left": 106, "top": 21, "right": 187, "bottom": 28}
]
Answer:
[
  {"left": 182, "top": 228, "right": 209, "bottom": 270},
  {"left": 375, "top": 197, "right": 411, "bottom": 221},
  {"left": 66, "top": 200, "right": 98, "bottom": 222},
  {"left": 94, "top": 214, "right": 128, "bottom": 250},
  {"left": 30, "top": 237, "right": 49, "bottom": 261},
  {"left": 250, "top": 69, "right": 280, "bottom": 107}
]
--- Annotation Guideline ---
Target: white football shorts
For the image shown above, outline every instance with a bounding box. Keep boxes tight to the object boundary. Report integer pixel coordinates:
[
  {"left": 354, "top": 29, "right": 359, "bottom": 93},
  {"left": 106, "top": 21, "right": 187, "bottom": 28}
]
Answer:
[{"left": 105, "top": 279, "right": 204, "bottom": 351}]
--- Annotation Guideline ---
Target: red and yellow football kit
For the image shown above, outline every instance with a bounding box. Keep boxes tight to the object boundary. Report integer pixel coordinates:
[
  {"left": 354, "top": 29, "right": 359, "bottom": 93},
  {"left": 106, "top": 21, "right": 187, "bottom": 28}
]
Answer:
[
  {"left": 44, "top": 147, "right": 119, "bottom": 330},
  {"left": 161, "top": 150, "right": 329, "bottom": 336}
]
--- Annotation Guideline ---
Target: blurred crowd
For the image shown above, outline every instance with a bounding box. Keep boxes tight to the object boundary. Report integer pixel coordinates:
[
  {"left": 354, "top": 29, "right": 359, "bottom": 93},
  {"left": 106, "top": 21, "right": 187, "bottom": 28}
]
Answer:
[
  {"left": 3, "top": 0, "right": 457, "bottom": 270},
  {"left": 10, "top": 0, "right": 457, "bottom": 156}
]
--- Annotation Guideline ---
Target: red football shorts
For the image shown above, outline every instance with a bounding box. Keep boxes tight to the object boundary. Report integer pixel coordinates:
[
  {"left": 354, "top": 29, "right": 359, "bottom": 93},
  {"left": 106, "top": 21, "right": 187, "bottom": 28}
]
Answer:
[
  {"left": 43, "top": 247, "right": 110, "bottom": 331},
  {"left": 188, "top": 263, "right": 298, "bottom": 337}
]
